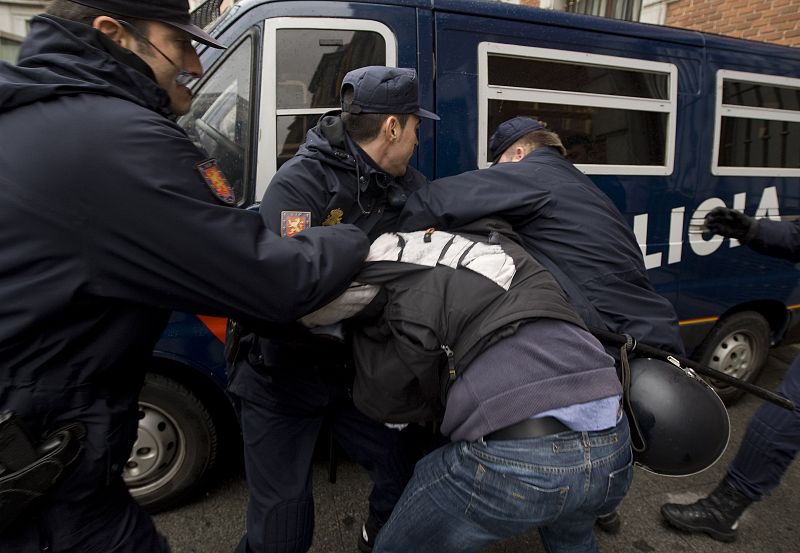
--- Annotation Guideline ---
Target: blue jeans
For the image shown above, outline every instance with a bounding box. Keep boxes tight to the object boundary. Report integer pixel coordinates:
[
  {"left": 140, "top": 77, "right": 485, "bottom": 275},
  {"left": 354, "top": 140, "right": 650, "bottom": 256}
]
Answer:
[
  {"left": 373, "top": 415, "right": 633, "bottom": 553},
  {"left": 726, "top": 352, "right": 800, "bottom": 501}
]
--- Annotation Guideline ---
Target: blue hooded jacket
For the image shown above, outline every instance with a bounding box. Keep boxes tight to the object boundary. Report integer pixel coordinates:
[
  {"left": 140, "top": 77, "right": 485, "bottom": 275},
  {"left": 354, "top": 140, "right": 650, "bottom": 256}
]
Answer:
[
  {"left": 0, "top": 15, "right": 367, "bottom": 504},
  {"left": 231, "top": 113, "right": 430, "bottom": 379}
]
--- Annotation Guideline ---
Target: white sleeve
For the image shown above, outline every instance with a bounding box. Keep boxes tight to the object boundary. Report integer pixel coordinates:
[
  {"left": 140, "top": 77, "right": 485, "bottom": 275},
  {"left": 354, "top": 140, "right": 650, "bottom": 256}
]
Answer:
[{"left": 299, "top": 282, "right": 381, "bottom": 327}]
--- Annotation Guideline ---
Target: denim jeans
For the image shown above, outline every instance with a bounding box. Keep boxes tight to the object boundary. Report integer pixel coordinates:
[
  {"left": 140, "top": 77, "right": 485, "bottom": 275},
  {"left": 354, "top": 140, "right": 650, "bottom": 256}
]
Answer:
[{"left": 373, "top": 415, "right": 633, "bottom": 553}]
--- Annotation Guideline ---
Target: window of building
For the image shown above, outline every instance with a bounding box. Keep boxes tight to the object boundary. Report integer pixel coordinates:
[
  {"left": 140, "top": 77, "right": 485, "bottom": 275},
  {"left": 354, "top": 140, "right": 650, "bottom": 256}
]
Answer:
[
  {"left": 712, "top": 70, "right": 800, "bottom": 176},
  {"left": 540, "top": 0, "right": 643, "bottom": 22},
  {"left": 478, "top": 42, "right": 677, "bottom": 174}
]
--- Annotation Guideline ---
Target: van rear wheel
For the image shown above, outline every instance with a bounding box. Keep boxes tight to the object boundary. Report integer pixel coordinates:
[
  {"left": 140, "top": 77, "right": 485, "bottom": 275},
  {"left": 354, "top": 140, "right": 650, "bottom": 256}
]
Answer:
[
  {"left": 696, "top": 311, "right": 771, "bottom": 404},
  {"left": 124, "top": 372, "right": 219, "bottom": 512}
]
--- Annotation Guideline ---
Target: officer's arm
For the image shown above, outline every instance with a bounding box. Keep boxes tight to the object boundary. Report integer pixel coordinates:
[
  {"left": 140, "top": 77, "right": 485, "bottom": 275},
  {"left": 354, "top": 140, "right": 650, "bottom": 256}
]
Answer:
[
  {"left": 744, "top": 218, "right": 800, "bottom": 263},
  {"left": 79, "top": 114, "right": 368, "bottom": 323},
  {"left": 399, "top": 164, "right": 551, "bottom": 232},
  {"left": 258, "top": 165, "right": 328, "bottom": 235}
]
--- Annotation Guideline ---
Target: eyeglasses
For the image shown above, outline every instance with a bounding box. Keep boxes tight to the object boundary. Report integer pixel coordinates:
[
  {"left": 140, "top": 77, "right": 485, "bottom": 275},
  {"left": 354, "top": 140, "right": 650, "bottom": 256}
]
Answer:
[{"left": 117, "top": 19, "right": 198, "bottom": 87}]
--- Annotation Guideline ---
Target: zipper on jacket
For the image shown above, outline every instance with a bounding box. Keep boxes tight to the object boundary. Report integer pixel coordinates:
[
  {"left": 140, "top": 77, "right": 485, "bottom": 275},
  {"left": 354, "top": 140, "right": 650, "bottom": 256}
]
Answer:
[{"left": 441, "top": 344, "right": 456, "bottom": 381}]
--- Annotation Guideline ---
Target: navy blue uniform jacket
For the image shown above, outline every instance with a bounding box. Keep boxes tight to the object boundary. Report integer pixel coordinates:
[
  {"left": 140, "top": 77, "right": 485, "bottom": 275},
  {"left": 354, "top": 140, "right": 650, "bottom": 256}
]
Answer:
[
  {"left": 242, "top": 114, "right": 429, "bottom": 376},
  {"left": 747, "top": 219, "right": 800, "bottom": 263},
  {"left": 400, "top": 147, "right": 684, "bottom": 355},
  {"left": 0, "top": 16, "right": 367, "bottom": 503},
  {"left": 260, "top": 114, "right": 428, "bottom": 241}
]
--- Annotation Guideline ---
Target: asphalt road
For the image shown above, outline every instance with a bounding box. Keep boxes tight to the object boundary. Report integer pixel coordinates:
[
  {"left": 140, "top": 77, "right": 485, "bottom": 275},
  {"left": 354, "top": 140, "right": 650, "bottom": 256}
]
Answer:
[{"left": 154, "top": 346, "right": 800, "bottom": 553}]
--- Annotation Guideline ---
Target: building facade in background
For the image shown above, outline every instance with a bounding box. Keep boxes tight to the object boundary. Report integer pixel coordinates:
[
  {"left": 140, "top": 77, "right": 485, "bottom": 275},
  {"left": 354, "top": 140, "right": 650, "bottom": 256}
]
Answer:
[
  {"left": 0, "top": 0, "right": 44, "bottom": 61},
  {"left": 516, "top": 0, "right": 798, "bottom": 47},
  {"left": 529, "top": 0, "right": 643, "bottom": 21},
  {"left": 0, "top": 0, "right": 43, "bottom": 38},
  {"left": 0, "top": 1, "right": 211, "bottom": 61},
  {"left": 2, "top": 1, "right": 796, "bottom": 50},
  {"left": 644, "top": 0, "right": 798, "bottom": 47}
]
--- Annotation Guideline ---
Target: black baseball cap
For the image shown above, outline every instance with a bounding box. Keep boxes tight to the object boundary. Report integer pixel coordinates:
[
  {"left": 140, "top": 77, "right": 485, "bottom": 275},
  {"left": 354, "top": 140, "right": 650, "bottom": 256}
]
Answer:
[
  {"left": 341, "top": 66, "right": 439, "bottom": 120},
  {"left": 69, "top": 0, "right": 225, "bottom": 48},
  {"left": 489, "top": 116, "right": 546, "bottom": 163}
]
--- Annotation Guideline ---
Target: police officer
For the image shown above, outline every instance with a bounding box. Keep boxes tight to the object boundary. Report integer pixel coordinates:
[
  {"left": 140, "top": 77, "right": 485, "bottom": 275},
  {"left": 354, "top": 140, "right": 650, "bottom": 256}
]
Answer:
[
  {"left": 661, "top": 207, "right": 800, "bottom": 542},
  {"left": 402, "top": 116, "right": 684, "bottom": 357},
  {"left": 399, "top": 116, "right": 686, "bottom": 533},
  {"left": 0, "top": 1, "right": 369, "bottom": 552},
  {"left": 227, "top": 66, "right": 439, "bottom": 553}
]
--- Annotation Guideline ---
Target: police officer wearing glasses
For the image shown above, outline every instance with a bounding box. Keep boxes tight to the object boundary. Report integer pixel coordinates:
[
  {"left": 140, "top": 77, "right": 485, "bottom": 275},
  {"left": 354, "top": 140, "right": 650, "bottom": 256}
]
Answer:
[{"left": 0, "top": 1, "right": 370, "bottom": 552}]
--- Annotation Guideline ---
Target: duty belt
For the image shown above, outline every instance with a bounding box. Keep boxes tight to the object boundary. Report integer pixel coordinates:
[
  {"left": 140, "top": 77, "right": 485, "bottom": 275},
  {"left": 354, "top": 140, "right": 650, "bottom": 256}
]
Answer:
[{"left": 0, "top": 411, "right": 86, "bottom": 535}]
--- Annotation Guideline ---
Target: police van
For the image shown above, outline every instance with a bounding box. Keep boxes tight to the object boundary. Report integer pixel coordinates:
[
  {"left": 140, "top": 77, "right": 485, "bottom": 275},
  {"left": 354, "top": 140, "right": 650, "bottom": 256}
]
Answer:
[{"left": 129, "top": 0, "right": 800, "bottom": 511}]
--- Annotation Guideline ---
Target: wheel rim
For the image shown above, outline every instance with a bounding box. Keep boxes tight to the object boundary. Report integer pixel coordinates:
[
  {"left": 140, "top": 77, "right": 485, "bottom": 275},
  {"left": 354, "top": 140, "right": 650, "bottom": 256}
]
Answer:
[
  {"left": 123, "top": 401, "right": 187, "bottom": 498},
  {"left": 706, "top": 330, "right": 758, "bottom": 384}
]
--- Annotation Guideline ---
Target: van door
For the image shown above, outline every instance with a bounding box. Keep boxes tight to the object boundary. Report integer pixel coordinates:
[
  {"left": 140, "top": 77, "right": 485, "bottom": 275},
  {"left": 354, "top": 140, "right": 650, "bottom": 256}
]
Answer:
[
  {"left": 255, "top": 17, "right": 398, "bottom": 200},
  {"left": 190, "top": 2, "right": 426, "bottom": 204},
  {"left": 251, "top": 5, "right": 427, "bottom": 201}
]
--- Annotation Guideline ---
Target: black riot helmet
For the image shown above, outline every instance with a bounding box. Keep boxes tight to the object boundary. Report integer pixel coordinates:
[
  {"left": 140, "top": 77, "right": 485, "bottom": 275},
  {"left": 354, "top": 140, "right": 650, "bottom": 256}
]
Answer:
[{"left": 627, "top": 357, "right": 730, "bottom": 477}]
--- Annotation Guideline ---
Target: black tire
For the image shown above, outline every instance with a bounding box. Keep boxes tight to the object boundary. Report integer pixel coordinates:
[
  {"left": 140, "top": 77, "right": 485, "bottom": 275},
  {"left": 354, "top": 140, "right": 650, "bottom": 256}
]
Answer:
[
  {"left": 124, "top": 372, "right": 219, "bottom": 513},
  {"left": 695, "top": 311, "right": 771, "bottom": 404}
]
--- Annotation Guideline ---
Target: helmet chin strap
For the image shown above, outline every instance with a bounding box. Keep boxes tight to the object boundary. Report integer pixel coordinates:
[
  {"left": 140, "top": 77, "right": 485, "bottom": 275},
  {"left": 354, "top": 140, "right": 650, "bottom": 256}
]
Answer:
[{"left": 616, "top": 334, "right": 647, "bottom": 454}]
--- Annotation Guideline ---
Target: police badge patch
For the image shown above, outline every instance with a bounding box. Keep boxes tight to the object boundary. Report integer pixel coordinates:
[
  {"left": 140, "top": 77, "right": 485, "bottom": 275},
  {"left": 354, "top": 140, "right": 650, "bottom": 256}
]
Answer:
[
  {"left": 281, "top": 211, "right": 311, "bottom": 237},
  {"left": 322, "top": 208, "right": 344, "bottom": 226},
  {"left": 196, "top": 159, "right": 236, "bottom": 205}
]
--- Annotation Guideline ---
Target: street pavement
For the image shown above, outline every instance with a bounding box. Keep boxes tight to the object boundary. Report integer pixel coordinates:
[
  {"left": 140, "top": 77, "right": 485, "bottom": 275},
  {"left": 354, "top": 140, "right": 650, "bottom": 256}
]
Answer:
[{"left": 154, "top": 346, "right": 800, "bottom": 553}]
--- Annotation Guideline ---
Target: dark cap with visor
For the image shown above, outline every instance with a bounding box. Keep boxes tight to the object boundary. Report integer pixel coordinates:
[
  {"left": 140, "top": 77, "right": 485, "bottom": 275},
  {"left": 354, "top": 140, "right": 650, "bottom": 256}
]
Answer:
[
  {"left": 68, "top": 0, "right": 225, "bottom": 48},
  {"left": 489, "top": 116, "right": 546, "bottom": 163},
  {"left": 341, "top": 66, "right": 439, "bottom": 120}
]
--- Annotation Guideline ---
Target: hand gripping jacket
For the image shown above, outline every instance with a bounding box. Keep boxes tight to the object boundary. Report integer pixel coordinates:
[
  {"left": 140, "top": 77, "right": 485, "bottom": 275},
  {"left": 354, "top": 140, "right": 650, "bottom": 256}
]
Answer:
[{"left": 328, "top": 218, "right": 587, "bottom": 424}]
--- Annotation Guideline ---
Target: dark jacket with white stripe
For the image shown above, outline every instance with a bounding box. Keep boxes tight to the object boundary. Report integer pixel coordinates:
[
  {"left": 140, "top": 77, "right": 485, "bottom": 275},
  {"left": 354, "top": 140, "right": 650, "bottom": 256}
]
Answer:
[{"left": 342, "top": 219, "right": 619, "bottom": 423}]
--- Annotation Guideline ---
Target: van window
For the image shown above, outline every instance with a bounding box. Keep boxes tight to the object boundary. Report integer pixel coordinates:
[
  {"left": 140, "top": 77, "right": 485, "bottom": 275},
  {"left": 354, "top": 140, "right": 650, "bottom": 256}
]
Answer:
[
  {"left": 488, "top": 58, "right": 669, "bottom": 99},
  {"left": 275, "top": 29, "right": 386, "bottom": 110},
  {"left": 256, "top": 18, "right": 397, "bottom": 196},
  {"left": 180, "top": 35, "right": 254, "bottom": 206},
  {"left": 478, "top": 43, "right": 677, "bottom": 174},
  {"left": 713, "top": 70, "right": 800, "bottom": 175},
  {"left": 275, "top": 28, "right": 387, "bottom": 168}
]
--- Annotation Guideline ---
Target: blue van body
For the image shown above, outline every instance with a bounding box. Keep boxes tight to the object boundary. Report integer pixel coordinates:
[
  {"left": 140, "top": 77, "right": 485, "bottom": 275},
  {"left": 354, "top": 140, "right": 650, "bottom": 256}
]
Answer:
[
  {"left": 158, "top": 0, "right": 800, "bottom": 382},
  {"left": 139, "top": 0, "right": 800, "bottom": 509}
]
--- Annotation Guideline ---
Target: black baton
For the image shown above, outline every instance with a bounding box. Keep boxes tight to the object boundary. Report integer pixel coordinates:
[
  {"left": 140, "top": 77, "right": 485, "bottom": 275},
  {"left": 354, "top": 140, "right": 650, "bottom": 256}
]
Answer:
[{"left": 591, "top": 328, "right": 796, "bottom": 412}]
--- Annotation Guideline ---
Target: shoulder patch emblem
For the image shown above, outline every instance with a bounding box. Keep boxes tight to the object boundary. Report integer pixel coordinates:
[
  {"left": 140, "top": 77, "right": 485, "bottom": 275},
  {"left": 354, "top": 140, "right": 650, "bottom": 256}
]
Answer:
[
  {"left": 197, "top": 159, "right": 235, "bottom": 205},
  {"left": 322, "top": 208, "right": 344, "bottom": 226},
  {"left": 281, "top": 211, "right": 311, "bottom": 238}
]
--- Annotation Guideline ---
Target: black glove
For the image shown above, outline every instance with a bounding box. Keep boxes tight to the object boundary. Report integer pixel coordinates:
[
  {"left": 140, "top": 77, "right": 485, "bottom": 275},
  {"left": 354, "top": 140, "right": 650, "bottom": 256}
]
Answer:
[{"left": 704, "top": 207, "right": 755, "bottom": 240}]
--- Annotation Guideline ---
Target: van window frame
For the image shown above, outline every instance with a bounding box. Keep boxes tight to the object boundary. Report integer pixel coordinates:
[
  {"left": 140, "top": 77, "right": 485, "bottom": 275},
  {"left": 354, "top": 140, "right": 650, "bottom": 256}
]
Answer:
[
  {"left": 255, "top": 17, "right": 398, "bottom": 199},
  {"left": 179, "top": 29, "right": 258, "bottom": 207},
  {"left": 477, "top": 42, "right": 678, "bottom": 175},
  {"left": 711, "top": 69, "right": 800, "bottom": 177}
]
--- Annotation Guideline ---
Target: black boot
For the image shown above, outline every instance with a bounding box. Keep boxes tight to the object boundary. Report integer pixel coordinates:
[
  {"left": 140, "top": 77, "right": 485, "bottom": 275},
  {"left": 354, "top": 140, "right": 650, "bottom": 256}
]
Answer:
[
  {"left": 595, "top": 509, "right": 622, "bottom": 534},
  {"left": 357, "top": 513, "right": 383, "bottom": 553},
  {"left": 661, "top": 480, "right": 752, "bottom": 542}
]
